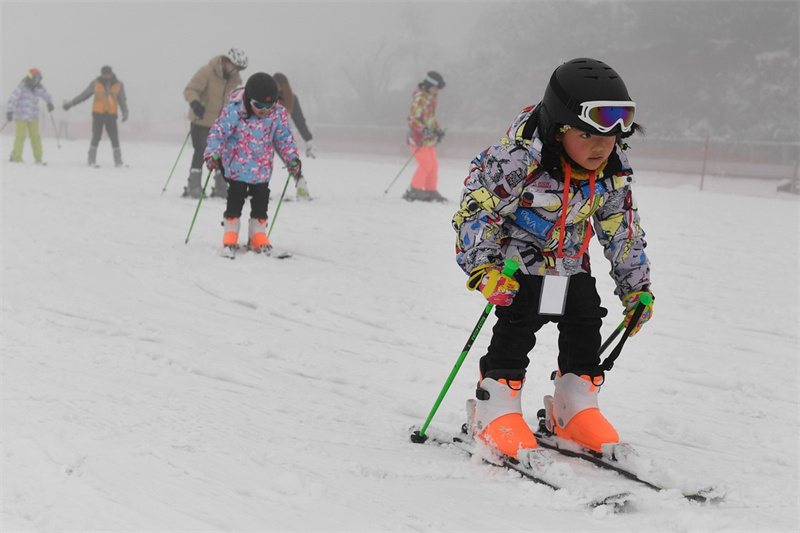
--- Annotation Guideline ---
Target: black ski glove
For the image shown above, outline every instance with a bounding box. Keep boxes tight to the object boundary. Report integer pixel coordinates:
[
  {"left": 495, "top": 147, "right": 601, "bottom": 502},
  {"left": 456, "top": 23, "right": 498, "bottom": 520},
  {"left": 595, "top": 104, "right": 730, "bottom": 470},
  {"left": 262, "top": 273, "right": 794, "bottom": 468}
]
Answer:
[{"left": 190, "top": 100, "right": 205, "bottom": 120}]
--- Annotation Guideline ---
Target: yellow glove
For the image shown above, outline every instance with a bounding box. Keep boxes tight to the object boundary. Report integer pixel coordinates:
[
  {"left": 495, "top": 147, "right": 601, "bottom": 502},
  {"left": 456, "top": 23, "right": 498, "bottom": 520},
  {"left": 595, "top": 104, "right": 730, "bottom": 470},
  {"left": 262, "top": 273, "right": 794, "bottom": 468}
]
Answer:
[
  {"left": 468, "top": 263, "right": 520, "bottom": 306},
  {"left": 621, "top": 291, "right": 654, "bottom": 336}
]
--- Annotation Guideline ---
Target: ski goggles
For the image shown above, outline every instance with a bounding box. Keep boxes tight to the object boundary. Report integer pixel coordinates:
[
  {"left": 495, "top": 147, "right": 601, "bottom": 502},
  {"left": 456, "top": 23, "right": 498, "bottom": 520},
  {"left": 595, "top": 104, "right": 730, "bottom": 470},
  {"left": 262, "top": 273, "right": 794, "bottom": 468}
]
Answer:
[
  {"left": 424, "top": 74, "right": 446, "bottom": 89},
  {"left": 576, "top": 101, "right": 636, "bottom": 133},
  {"left": 250, "top": 98, "right": 274, "bottom": 111}
]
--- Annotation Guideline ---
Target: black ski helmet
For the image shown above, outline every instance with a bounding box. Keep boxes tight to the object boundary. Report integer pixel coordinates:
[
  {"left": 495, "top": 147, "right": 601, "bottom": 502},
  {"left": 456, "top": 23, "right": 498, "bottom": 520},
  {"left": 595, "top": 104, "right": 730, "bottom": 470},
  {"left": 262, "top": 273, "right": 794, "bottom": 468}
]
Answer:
[
  {"left": 541, "top": 58, "right": 634, "bottom": 136},
  {"left": 244, "top": 73, "right": 278, "bottom": 115},
  {"left": 421, "top": 71, "right": 446, "bottom": 90}
]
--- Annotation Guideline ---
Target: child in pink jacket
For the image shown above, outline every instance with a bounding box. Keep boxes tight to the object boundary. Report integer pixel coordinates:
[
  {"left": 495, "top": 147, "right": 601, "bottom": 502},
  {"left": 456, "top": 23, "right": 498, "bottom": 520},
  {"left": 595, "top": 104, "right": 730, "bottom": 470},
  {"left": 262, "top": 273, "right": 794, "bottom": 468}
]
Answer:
[{"left": 204, "top": 73, "right": 301, "bottom": 256}]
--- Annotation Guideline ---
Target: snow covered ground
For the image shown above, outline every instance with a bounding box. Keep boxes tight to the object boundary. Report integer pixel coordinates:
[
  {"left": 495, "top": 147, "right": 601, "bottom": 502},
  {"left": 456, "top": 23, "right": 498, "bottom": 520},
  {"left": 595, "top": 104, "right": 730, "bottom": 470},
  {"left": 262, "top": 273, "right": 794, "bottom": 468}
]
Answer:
[{"left": 2, "top": 137, "right": 798, "bottom": 532}]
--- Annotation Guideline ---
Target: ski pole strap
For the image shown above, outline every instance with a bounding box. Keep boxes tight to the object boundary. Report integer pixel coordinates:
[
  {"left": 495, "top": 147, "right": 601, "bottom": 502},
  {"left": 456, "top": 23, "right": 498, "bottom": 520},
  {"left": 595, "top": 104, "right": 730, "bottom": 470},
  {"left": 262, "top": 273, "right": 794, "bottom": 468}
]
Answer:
[{"left": 599, "top": 299, "right": 648, "bottom": 373}]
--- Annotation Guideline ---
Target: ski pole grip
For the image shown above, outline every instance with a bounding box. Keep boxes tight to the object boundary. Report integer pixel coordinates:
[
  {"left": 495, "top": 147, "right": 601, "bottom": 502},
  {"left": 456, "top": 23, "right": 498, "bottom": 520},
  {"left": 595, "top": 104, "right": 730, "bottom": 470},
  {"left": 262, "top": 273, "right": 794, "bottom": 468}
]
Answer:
[
  {"left": 638, "top": 292, "right": 653, "bottom": 307},
  {"left": 501, "top": 258, "right": 520, "bottom": 277}
]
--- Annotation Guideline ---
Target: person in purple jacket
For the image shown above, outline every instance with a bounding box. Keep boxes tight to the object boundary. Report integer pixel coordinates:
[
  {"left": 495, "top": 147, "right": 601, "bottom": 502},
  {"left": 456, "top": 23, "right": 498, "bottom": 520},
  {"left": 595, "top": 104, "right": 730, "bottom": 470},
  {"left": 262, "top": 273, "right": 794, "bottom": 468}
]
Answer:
[
  {"left": 204, "top": 73, "right": 302, "bottom": 257},
  {"left": 6, "top": 68, "right": 55, "bottom": 164}
]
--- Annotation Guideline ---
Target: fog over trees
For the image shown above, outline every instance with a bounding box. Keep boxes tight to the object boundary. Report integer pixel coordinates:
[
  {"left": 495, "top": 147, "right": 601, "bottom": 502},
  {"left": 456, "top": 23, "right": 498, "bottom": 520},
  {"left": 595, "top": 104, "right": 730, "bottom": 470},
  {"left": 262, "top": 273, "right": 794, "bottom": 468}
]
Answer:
[{"left": 2, "top": 1, "right": 797, "bottom": 147}]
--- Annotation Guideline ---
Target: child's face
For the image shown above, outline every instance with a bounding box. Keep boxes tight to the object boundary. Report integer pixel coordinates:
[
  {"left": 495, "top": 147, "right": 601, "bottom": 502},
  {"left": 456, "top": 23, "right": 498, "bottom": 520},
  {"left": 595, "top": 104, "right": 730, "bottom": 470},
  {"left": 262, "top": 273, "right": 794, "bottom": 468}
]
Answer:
[{"left": 556, "top": 128, "right": 617, "bottom": 173}]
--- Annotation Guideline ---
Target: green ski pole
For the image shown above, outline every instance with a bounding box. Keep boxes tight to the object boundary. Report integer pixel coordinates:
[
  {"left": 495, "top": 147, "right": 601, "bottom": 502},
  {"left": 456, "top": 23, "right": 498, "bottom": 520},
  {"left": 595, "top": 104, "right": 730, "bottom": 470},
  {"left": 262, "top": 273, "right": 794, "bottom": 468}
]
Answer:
[
  {"left": 184, "top": 169, "right": 213, "bottom": 244},
  {"left": 268, "top": 173, "right": 293, "bottom": 238},
  {"left": 163, "top": 130, "right": 192, "bottom": 194},
  {"left": 411, "top": 259, "right": 520, "bottom": 443}
]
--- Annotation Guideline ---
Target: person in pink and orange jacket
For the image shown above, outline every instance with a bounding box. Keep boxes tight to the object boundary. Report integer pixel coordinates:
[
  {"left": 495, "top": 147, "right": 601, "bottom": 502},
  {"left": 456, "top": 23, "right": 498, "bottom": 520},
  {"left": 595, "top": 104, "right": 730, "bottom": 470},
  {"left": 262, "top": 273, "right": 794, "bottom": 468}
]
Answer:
[
  {"left": 404, "top": 71, "right": 446, "bottom": 202},
  {"left": 204, "top": 73, "right": 301, "bottom": 256}
]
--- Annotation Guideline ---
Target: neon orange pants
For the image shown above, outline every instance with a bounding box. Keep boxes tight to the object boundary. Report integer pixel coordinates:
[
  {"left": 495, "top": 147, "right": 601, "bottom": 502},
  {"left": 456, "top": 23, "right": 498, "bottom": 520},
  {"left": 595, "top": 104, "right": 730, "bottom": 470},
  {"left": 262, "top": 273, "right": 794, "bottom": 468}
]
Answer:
[{"left": 410, "top": 145, "right": 439, "bottom": 191}]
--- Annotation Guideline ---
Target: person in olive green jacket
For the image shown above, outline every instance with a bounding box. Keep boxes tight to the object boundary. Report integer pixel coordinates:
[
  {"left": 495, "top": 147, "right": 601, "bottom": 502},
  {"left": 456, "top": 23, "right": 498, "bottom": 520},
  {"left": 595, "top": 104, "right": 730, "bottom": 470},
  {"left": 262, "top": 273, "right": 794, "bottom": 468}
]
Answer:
[{"left": 182, "top": 48, "right": 248, "bottom": 198}]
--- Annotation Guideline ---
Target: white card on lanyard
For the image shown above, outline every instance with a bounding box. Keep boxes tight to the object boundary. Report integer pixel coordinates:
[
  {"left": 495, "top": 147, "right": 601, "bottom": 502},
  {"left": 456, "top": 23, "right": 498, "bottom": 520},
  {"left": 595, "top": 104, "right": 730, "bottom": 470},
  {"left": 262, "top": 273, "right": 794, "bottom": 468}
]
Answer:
[{"left": 539, "top": 258, "right": 569, "bottom": 315}]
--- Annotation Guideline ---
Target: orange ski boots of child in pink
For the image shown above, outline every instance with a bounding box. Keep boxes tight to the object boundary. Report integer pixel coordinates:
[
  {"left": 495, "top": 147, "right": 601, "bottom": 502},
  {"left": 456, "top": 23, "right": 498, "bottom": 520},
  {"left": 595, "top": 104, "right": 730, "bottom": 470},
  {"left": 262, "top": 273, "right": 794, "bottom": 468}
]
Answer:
[
  {"left": 222, "top": 217, "right": 240, "bottom": 247},
  {"left": 247, "top": 218, "right": 271, "bottom": 253},
  {"left": 469, "top": 370, "right": 539, "bottom": 461},
  {"left": 543, "top": 372, "right": 619, "bottom": 453}
]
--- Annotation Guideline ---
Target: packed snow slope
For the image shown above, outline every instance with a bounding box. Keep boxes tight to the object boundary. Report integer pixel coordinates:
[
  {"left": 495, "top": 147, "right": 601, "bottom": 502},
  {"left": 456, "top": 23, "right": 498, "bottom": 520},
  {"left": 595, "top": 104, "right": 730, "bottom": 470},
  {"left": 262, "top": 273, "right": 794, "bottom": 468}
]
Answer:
[{"left": 2, "top": 138, "right": 798, "bottom": 532}]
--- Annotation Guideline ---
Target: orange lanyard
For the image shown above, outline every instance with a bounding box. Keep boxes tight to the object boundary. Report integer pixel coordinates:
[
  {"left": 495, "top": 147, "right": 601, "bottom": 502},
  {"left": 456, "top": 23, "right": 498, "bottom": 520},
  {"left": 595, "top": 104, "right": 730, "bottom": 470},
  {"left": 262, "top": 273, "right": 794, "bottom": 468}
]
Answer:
[{"left": 556, "top": 162, "right": 595, "bottom": 260}]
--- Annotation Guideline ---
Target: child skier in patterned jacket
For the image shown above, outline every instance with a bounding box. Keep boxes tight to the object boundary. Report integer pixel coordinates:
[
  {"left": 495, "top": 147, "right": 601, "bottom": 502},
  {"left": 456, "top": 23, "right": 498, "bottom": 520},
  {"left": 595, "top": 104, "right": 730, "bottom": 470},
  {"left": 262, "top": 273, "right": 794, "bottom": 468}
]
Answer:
[
  {"left": 204, "top": 73, "right": 301, "bottom": 256},
  {"left": 452, "top": 58, "right": 653, "bottom": 462}
]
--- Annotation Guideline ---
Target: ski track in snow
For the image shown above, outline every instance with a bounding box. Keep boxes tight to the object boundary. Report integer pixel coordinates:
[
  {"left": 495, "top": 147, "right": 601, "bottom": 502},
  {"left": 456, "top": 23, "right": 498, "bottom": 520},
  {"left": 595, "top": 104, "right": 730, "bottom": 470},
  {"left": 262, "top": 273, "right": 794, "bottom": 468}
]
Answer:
[{"left": 2, "top": 138, "right": 798, "bottom": 531}]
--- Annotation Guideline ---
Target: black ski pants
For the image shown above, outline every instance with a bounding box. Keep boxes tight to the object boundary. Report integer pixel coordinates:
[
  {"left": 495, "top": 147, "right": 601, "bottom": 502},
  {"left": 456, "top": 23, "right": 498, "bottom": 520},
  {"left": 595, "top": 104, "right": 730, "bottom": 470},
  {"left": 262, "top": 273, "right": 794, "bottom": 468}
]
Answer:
[
  {"left": 90, "top": 113, "right": 120, "bottom": 149},
  {"left": 189, "top": 124, "right": 211, "bottom": 170},
  {"left": 224, "top": 181, "right": 270, "bottom": 220},
  {"left": 483, "top": 273, "right": 608, "bottom": 378}
]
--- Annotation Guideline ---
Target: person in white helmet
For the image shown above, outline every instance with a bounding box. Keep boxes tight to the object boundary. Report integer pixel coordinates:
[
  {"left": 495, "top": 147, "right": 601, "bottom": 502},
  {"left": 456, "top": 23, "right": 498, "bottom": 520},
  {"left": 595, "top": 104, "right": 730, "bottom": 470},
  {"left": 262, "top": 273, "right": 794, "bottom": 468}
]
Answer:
[{"left": 182, "top": 47, "right": 248, "bottom": 199}]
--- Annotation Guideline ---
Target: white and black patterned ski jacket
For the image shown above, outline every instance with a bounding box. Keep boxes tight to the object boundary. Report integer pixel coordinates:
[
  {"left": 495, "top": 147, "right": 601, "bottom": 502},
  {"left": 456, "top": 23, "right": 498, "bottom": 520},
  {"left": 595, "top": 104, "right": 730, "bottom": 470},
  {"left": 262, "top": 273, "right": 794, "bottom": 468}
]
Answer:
[{"left": 453, "top": 105, "right": 650, "bottom": 298}]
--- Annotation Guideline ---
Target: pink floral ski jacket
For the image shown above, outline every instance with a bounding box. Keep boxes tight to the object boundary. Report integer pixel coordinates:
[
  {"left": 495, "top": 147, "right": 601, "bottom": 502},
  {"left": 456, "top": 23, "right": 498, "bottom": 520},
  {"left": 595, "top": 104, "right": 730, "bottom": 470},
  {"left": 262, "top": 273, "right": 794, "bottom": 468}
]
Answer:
[{"left": 204, "top": 88, "right": 300, "bottom": 184}]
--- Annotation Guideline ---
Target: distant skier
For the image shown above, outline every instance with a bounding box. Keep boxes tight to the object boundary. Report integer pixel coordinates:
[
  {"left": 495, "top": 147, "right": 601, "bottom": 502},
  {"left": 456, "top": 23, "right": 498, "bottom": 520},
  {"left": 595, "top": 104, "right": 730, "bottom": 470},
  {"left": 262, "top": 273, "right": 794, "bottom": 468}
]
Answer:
[
  {"left": 453, "top": 58, "right": 653, "bottom": 461},
  {"left": 6, "top": 68, "right": 55, "bottom": 165},
  {"left": 404, "top": 71, "right": 447, "bottom": 202},
  {"left": 275, "top": 72, "right": 315, "bottom": 200},
  {"left": 63, "top": 65, "right": 128, "bottom": 167},
  {"left": 183, "top": 48, "right": 248, "bottom": 199},
  {"left": 204, "top": 73, "right": 302, "bottom": 257}
]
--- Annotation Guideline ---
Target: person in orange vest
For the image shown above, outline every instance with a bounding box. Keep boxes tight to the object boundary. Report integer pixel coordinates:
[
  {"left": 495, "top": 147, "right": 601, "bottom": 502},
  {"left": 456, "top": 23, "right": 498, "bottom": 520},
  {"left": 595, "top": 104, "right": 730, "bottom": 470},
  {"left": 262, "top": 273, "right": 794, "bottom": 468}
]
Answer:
[{"left": 63, "top": 65, "right": 128, "bottom": 167}]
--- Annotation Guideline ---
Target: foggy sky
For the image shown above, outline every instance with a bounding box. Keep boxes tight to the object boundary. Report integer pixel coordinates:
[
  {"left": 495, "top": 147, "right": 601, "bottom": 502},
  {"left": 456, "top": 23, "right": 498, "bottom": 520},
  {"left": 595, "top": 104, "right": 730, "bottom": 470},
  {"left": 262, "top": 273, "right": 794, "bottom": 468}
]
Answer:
[
  {"left": 1, "top": 1, "right": 480, "bottom": 125},
  {"left": 2, "top": 1, "right": 798, "bottom": 149}
]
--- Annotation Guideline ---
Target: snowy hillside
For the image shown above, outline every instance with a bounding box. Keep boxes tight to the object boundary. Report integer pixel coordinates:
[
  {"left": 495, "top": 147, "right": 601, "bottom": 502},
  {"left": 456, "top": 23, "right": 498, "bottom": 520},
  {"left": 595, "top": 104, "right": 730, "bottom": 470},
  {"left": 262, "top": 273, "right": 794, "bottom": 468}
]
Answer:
[{"left": 2, "top": 138, "right": 798, "bottom": 532}]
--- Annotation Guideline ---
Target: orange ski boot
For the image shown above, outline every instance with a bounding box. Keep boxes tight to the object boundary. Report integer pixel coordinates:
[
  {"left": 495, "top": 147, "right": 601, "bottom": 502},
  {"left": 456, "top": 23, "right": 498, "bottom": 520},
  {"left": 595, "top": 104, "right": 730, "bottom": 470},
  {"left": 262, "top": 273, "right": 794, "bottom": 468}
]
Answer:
[
  {"left": 247, "top": 218, "right": 272, "bottom": 253},
  {"left": 543, "top": 371, "right": 619, "bottom": 454},
  {"left": 469, "top": 370, "right": 539, "bottom": 461}
]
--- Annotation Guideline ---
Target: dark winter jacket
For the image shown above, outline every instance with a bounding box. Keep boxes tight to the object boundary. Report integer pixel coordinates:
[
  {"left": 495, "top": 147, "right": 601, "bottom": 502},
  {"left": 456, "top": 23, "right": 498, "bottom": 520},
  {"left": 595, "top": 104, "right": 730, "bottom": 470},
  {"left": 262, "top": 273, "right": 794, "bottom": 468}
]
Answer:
[
  {"left": 453, "top": 104, "right": 650, "bottom": 298},
  {"left": 288, "top": 94, "right": 313, "bottom": 142}
]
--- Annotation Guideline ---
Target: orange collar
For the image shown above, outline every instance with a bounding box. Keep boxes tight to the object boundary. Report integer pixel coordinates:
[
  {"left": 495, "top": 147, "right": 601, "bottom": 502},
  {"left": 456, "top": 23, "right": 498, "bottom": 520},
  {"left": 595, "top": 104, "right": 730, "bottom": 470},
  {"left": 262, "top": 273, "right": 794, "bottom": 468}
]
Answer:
[{"left": 556, "top": 160, "right": 595, "bottom": 260}]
